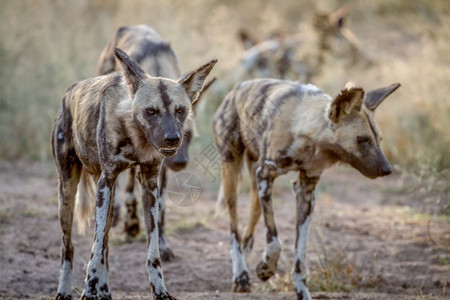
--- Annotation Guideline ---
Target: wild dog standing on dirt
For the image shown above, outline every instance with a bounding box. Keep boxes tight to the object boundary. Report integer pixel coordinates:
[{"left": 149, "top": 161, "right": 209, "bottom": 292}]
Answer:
[
  {"left": 213, "top": 79, "right": 400, "bottom": 299},
  {"left": 97, "top": 25, "right": 214, "bottom": 261},
  {"left": 52, "top": 47, "right": 216, "bottom": 299}
]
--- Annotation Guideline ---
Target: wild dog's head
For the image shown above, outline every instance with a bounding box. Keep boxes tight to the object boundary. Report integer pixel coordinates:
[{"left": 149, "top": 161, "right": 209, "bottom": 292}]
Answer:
[
  {"left": 326, "top": 82, "right": 401, "bottom": 179},
  {"left": 164, "top": 77, "right": 216, "bottom": 171},
  {"left": 114, "top": 48, "right": 217, "bottom": 157}
]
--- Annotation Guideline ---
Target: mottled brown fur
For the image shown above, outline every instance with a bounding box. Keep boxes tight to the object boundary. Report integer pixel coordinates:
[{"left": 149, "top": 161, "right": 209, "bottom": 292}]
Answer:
[
  {"left": 97, "top": 26, "right": 215, "bottom": 262},
  {"left": 52, "top": 47, "right": 216, "bottom": 300},
  {"left": 213, "top": 78, "right": 400, "bottom": 299}
]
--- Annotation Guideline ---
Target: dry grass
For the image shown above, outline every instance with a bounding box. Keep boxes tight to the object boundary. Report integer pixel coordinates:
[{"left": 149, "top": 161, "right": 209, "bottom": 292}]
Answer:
[{"left": 0, "top": 0, "right": 449, "bottom": 182}]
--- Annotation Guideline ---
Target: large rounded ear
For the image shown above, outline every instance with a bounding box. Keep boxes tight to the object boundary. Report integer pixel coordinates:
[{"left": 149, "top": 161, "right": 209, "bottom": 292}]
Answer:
[
  {"left": 329, "top": 83, "right": 364, "bottom": 124},
  {"left": 178, "top": 59, "right": 217, "bottom": 104},
  {"left": 114, "top": 48, "right": 146, "bottom": 96},
  {"left": 192, "top": 77, "right": 216, "bottom": 112},
  {"left": 364, "top": 83, "right": 401, "bottom": 111}
]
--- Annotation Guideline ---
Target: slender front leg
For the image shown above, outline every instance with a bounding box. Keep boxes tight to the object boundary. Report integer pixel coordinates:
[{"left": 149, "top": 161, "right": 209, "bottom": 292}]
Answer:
[
  {"left": 255, "top": 165, "right": 281, "bottom": 281},
  {"left": 157, "top": 167, "right": 175, "bottom": 261},
  {"left": 81, "top": 172, "right": 118, "bottom": 300},
  {"left": 139, "top": 163, "right": 176, "bottom": 300},
  {"left": 123, "top": 167, "right": 140, "bottom": 237},
  {"left": 292, "top": 171, "right": 319, "bottom": 300}
]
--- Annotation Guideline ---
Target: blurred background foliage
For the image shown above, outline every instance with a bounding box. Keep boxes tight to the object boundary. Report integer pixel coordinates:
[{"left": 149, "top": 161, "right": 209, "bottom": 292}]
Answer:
[{"left": 0, "top": 0, "right": 449, "bottom": 181}]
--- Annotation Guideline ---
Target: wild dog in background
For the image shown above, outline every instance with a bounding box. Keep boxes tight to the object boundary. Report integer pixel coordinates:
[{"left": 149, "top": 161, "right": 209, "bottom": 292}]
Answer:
[
  {"left": 97, "top": 24, "right": 214, "bottom": 261},
  {"left": 213, "top": 78, "right": 400, "bottom": 299},
  {"left": 236, "top": 7, "right": 370, "bottom": 82},
  {"left": 52, "top": 47, "right": 216, "bottom": 299}
]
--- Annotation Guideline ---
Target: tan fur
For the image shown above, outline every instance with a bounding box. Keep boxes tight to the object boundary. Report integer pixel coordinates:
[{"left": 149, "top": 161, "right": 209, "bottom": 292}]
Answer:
[
  {"left": 74, "top": 168, "right": 96, "bottom": 234},
  {"left": 52, "top": 47, "right": 216, "bottom": 299},
  {"left": 213, "top": 78, "right": 400, "bottom": 297}
]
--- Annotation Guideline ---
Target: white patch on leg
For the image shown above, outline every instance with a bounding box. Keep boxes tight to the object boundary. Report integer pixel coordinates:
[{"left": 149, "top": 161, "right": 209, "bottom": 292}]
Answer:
[
  {"left": 146, "top": 201, "right": 168, "bottom": 295},
  {"left": 230, "top": 233, "right": 248, "bottom": 280},
  {"left": 57, "top": 260, "right": 72, "bottom": 296},
  {"left": 292, "top": 214, "right": 312, "bottom": 298},
  {"left": 294, "top": 280, "right": 312, "bottom": 300},
  {"left": 257, "top": 180, "right": 268, "bottom": 199},
  {"left": 157, "top": 190, "right": 171, "bottom": 252},
  {"left": 82, "top": 185, "right": 111, "bottom": 297},
  {"left": 262, "top": 227, "right": 281, "bottom": 270}
]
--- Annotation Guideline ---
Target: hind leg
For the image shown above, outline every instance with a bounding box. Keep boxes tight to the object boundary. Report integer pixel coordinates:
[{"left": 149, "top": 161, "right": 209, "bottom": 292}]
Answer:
[
  {"left": 123, "top": 167, "right": 140, "bottom": 237},
  {"left": 221, "top": 156, "right": 250, "bottom": 292},
  {"left": 54, "top": 154, "right": 82, "bottom": 299},
  {"left": 241, "top": 157, "right": 261, "bottom": 259},
  {"left": 53, "top": 109, "right": 83, "bottom": 299},
  {"left": 255, "top": 163, "right": 280, "bottom": 282}
]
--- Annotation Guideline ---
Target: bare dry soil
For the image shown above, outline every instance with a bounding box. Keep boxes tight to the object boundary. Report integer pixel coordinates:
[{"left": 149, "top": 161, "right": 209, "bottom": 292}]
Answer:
[{"left": 0, "top": 161, "right": 448, "bottom": 299}]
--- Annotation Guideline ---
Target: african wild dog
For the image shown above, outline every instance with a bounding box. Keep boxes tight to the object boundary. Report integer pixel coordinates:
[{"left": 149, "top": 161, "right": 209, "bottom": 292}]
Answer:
[
  {"left": 97, "top": 24, "right": 214, "bottom": 261},
  {"left": 213, "top": 78, "right": 400, "bottom": 299},
  {"left": 52, "top": 47, "right": 216, "bottom": 299},
  {"left": 236, "top": 7, "right": 369, "bottom": 83}
]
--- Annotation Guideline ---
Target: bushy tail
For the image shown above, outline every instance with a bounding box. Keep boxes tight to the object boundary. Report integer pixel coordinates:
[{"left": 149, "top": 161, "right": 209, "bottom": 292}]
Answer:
[{"left": 75, "top": 168, "right": 96, "bottom": 234}]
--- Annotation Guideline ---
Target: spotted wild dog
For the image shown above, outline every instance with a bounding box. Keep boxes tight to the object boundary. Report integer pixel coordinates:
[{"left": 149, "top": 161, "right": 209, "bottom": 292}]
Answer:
[
  {"left": 52, "top": 47, "right": 216, "bottom": 300},
  {"left": 236, "top": 7, "right": 370, "bottom": 83},
  {"left": 213, "top": 78, "right": 400, "bottom": 299},
  {"left": 97, "top": 25, "right": 215, "bottom": 261}
]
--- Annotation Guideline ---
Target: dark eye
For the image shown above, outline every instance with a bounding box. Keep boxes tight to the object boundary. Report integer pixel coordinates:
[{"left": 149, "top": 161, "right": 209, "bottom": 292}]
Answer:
[
  {"left": 176, "top": 107, "right": 185, "bottom": 114},
  {"left": 147, "top": 108, "right": 158, "bottom": 115},
  {"left": 357, "top": 136, "right": 370, "bottom": 145}
]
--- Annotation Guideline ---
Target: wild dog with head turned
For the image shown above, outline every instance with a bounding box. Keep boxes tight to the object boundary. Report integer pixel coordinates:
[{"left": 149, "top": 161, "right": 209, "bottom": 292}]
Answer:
[
  {"left": 213, "top": 78, "right": 400, "bottom": 299},
  {"left": 97, "top": 25, "right": 214, "bottom": 261},
  {"left": 52, "top": 47, "right": 216, "bottom": 300}
]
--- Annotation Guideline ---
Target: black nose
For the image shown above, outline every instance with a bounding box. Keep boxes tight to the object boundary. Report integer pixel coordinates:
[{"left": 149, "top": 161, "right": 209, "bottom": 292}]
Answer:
[
  {"left": 164, "top": 133, "right": 180, "bottom": 147},
  {"left": 380, "top": 164, "right": 393, "bottom": 176}
]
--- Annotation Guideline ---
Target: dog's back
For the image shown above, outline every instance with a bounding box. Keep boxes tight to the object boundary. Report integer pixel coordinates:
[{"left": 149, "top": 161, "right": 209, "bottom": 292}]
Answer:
[
  {"left": 213, "top": 78, "right": 332, "bottom": 171},
  {"left": 97, "top": 25, "right": 180, "bottom": 78}
]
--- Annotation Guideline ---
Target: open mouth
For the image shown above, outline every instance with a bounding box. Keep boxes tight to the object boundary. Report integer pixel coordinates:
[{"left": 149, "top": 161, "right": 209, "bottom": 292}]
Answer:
[{"left": 159, "top": 148, "right": 178, "bottom": 156}]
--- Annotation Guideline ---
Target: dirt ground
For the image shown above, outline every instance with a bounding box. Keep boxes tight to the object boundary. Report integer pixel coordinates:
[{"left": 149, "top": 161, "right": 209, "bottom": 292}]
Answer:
[{"left": 0, "top": 161, "right": 448, "bottom": 299}]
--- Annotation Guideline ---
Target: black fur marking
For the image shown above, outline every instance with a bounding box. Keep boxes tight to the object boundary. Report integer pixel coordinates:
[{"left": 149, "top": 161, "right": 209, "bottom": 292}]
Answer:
[
  {"left": 150, "top": 282, "right": 156, "bottom": 294},
  {"left": 61, "top": 242, "right": 74, "bottom": 265},
  {"left": 279, "top": 156, "right": 293, "bottom": 167},
  {"left": 132, "top": 41, "right": 173, "bottom": 65},
  {"left": 233, "top": 271, "right": 251, "bottom": 292},
  {"left": 158, "top": 80, "right": 172, "bottom": 109},
  {"left": 152, "top": 258, "right": 161, "bottom": 269},
  {"left": 115, "top": 137, "right": 133, "bottom": 156},
  {"left": 294, "top": 259, "right": 301, "bottom": 273},
  {"left": 100, "top": 283, "right": 109, "bottom": 293},
  {"left": 251, "top": 82, "right": 278, "bottom": 117},
  {"left": 96, "top": 176, "right": 107, "bottom": 208},
  {"left": 265, "top": 227, "right": 278, "bottom": 243},
  {"left": 267, "top": 87, "right": 304, "bottom": 124},
  {"left": 88, "top": 277, "right": 99, "bottom": 294}
]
